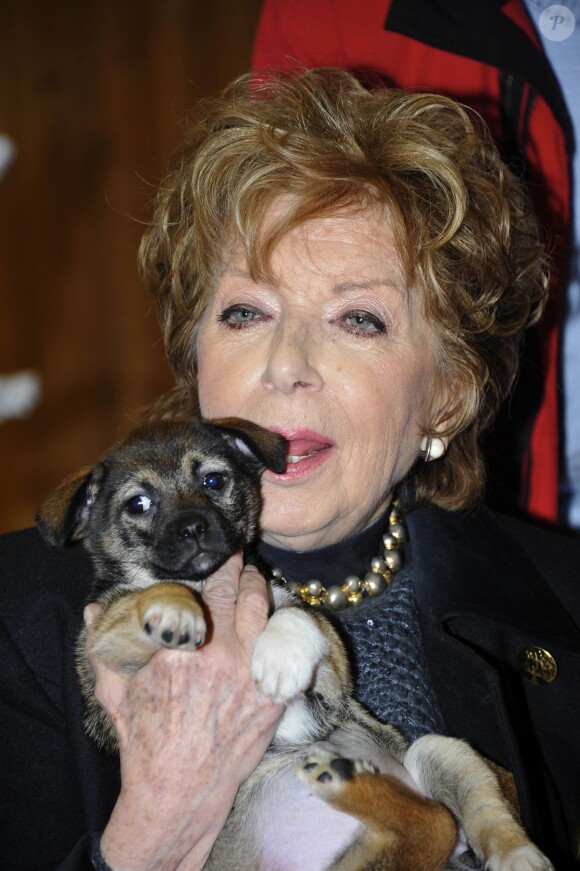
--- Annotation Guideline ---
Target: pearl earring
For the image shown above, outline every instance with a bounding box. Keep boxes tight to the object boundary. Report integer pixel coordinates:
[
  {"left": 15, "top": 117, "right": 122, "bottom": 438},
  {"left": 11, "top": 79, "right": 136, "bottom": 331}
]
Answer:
[{"left": 420, "top": 435, "right": 446, "bottom": 462}]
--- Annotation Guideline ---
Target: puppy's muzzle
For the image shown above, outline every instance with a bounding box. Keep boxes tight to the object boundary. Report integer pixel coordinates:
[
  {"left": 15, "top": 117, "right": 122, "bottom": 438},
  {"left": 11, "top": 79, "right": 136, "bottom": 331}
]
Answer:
[
  {"left": 177, "top": 511, "right": 210, "bottom": 541},
  {"left": 152, "top": 507, "right": 233, "bottom": 577}
]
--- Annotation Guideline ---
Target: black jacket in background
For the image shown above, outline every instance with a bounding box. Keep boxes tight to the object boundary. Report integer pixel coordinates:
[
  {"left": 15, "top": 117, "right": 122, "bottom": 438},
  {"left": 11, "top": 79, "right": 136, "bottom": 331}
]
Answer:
[{"left": 1, "top": 502, "right": 579, "bottom": 869}]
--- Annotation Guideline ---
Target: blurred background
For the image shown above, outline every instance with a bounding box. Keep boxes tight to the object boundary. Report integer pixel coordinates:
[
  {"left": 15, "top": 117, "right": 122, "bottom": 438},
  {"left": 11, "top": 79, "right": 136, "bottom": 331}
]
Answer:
[{"left": 0, "top": 0, "right": 262, "bottom": 533}]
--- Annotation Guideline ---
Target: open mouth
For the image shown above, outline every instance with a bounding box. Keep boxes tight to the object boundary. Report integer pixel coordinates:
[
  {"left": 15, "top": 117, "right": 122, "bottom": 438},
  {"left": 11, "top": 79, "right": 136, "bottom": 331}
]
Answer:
[
  {"left": 286, "top": 442, "right": 328, "bottom": 464},
  {"left": 268, "top": 429, "right": 335, "bottom": 479}
]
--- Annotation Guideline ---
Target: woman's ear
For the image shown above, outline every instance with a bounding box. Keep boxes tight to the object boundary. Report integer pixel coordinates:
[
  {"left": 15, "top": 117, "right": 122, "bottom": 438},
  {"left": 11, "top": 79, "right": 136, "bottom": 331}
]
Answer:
[
  {"left": 420, "top": 434, "right": 448, "bottom": 462},
  {"left": 419, "top": 372, "right": 465, "bottom": 462}
]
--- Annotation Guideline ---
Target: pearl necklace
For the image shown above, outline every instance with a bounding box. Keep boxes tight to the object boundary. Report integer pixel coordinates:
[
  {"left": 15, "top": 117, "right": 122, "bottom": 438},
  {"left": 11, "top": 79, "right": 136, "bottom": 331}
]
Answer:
[{"left": 270, "top": 502, "right": 407, "bottom": 610}]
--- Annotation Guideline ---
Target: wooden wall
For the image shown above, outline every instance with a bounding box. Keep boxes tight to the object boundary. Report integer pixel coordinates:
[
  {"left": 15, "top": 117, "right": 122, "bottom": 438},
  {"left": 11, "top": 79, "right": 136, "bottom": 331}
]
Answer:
[{"left": 0, "top": 0, "right": 262, "bottom": 532}]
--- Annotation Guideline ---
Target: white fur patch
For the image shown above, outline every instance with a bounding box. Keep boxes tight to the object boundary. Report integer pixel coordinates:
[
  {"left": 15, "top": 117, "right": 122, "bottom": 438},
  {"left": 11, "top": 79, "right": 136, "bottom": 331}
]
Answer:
[
  {"left": 486, "top": 846, "right": 555, "bottom": 871},
  {"left": 252, "top": 608, "right": 328, "bottom": 704},
  {"left": 275, "top": 698, "right": 322, "bottom": 744}
]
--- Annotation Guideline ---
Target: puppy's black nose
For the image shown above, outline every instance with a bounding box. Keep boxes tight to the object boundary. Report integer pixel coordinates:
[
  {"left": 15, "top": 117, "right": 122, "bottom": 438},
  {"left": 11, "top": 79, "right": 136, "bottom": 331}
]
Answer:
[{"left": 178, "top": 513, "right": 208, "bottom": 540}]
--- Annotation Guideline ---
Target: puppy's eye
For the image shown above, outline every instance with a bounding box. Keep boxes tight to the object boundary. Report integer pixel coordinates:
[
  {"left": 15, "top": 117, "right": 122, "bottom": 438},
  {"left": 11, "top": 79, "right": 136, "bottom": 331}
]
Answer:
[
  {"left": 125, "top": 494, "right": 153, "bottom": 514},
  {"left": 203, "top": 472, "right": 226, "bottom": 491}
]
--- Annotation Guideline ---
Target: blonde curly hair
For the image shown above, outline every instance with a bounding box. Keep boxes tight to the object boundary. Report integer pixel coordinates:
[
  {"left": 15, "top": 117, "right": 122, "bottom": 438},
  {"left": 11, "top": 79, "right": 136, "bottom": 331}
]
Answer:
[{"left": 139, "top": 68, "right": 548, "bottom": 509}]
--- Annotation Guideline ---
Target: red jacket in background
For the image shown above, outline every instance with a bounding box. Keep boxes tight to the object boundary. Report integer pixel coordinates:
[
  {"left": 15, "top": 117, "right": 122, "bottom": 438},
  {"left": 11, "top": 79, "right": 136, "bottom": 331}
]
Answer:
[{"left": 252, "top": 0, "right": 573, "bottom": 525}]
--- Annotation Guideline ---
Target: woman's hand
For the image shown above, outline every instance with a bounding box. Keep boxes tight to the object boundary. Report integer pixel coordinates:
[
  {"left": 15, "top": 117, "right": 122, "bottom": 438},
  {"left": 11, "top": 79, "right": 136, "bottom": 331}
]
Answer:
[{"left": 89, "top": 554, "right": 284, "bottom": 871}]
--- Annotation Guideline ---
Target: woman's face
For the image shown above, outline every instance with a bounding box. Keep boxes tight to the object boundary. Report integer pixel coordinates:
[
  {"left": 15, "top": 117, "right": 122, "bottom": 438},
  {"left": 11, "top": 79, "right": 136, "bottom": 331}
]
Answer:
[{"left": 197, "top": 204, "right": 447, "bottom": 550}]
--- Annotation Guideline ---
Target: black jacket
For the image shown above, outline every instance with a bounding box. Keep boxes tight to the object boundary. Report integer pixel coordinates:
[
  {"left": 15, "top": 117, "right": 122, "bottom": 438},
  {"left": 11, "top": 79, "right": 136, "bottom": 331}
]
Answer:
[
  {"left": 408, "top": 504, "right": 580, "bottom": 869},
  {"left": 1, "top": 503, "right": 579, "bottom": 869}
]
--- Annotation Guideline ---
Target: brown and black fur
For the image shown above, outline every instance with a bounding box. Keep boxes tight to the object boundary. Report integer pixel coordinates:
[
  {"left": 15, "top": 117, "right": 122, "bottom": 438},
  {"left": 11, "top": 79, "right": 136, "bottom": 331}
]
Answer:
[
  {"left": 37, "top": 418, "right": 553, "bottom": 871},
  {"left": 37, "top": 417, "right": 286, "bottom": 749}
]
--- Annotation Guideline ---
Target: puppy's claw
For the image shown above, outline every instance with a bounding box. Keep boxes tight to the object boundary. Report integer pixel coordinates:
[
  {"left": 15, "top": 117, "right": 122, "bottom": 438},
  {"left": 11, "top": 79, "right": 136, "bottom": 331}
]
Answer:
[
  {"left": 252, "top": 609, "right": 327, "bottom": 703},
  {"left": 142, "top": 600, "right": 206, "bottom": 652},
  {"left": 296, "top": 749, "right": 375, "bottom": 799}
]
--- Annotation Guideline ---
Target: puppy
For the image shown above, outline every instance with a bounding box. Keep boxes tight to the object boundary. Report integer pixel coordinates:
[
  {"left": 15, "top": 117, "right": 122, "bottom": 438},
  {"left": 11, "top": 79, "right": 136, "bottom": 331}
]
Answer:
[{"left": 37, "top": 418, "right": 553, "bottom": 871}]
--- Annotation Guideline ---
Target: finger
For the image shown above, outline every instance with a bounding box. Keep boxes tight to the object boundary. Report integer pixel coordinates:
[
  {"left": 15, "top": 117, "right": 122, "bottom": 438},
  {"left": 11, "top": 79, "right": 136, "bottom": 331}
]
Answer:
[
  {"left": 87, "top": 650, "right": 129, "bottom": 728},
  {"left": 203, "top": 552, "right": 244, "bottom": 626},
  {"left": 235, "top": 564, "right": 271, "bottom": 653},
  {"left": 84, "top": 602, "right": 102, "bottom": 627},
  {"left": 84, "top": 603, "right": 103, "bottom": 671},
  {"left": 83, "top": 604, "right": 128, "bottom": 713}
]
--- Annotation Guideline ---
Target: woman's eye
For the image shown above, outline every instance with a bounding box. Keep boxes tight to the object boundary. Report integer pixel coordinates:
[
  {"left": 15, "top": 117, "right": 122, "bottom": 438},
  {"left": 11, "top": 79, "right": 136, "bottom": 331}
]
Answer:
[
  {"left": 343, "top": 310, "right": 386, "bottom": 334},
  {"left": 203, "top": 472, "right": 226, "bottom": 491},
  {"left": 218, "top": 305, "right": 265, "bottom": 328},
  {"left": 125, "top": 495, "right": 153, "bottom": 515}
]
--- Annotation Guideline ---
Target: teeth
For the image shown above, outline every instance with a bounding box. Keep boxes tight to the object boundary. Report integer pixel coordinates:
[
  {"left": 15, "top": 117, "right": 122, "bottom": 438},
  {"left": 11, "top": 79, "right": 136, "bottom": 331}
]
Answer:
[{"left": 287, "top": 451, "right": 316, "bottom": 464}]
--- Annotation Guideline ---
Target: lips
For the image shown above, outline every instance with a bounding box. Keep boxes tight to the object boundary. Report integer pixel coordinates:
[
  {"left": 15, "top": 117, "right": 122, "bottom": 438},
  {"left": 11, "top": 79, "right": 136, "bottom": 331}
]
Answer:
[
  {"left": 286, "top": 438, "right": 327, "bottom": 463},
  {"left": 267, "top": 428, "right": 335, "bottom": 480}
]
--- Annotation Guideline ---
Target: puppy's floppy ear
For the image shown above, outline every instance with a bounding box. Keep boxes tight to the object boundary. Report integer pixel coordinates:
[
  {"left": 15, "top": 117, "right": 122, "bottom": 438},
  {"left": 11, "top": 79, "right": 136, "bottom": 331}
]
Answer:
[
  {"left": 209, "top": 417, "right": 287, "bottom": 474},
  {"left": 36, "top": 462, "right": 106, "bottom": 547}
]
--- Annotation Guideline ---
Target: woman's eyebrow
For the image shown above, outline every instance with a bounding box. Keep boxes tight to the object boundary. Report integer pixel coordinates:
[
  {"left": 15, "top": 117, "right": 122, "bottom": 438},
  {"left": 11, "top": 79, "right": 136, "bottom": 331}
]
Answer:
[
  {"left": 331, "top": 279, "right": 404, "bottom": 295},
  {"left": 224, "top": 267, "right": 253, "bottom": 280},
  {"left": 223, "top": 266, "right": 279, "bottom": 287},
  {"left": 222, "top": 270, "right": 404, "bottom": 294}
]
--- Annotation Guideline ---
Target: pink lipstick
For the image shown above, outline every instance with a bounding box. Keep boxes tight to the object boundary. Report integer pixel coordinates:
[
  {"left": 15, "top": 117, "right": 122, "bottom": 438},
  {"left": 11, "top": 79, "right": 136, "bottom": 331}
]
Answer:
[{"left": 267, "top": 428, "right": 335, "bottom": 480}]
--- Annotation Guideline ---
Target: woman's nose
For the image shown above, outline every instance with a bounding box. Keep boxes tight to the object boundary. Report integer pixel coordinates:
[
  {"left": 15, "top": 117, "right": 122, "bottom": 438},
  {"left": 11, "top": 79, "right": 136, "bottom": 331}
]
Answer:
[{"left": 261, "top": 321, "right": 324, "bottom": 394}]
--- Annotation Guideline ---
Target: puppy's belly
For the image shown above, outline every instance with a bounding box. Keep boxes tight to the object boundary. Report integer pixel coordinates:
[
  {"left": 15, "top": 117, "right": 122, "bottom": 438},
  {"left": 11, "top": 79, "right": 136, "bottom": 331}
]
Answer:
[
  {"left": 254, "top": 766, "right": 363, "bottom": 871},
  {"left": 252, "top": 739, "right": 422, "bottom": 871}
]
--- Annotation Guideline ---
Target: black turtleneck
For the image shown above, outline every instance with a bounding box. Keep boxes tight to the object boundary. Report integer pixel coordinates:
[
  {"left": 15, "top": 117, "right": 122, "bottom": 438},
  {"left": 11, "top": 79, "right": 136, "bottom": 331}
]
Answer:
[{"left": 257, "top": 510, "right": 388, "bottom": 587}]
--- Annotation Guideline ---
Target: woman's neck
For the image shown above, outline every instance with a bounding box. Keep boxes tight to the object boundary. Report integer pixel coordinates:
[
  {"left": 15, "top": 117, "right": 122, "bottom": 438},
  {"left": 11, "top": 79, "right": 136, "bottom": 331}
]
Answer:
[{"left": 257, "top": 510, "right": 388, "bottom": 587}]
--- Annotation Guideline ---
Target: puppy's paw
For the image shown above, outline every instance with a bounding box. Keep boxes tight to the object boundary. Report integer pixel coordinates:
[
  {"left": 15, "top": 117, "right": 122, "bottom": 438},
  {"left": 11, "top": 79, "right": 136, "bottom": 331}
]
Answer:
[
  {"left": 252, "top": 609, "right": 328, "bottom": 703},
  {"left": 296, "top": 749, "right": 375, "bottom": 799},
  {"left": 142, "top": 598, "right": 206, "bottom": 650},
  {"left": 489, "top": 846, "right": 555, "bottom": 871}
]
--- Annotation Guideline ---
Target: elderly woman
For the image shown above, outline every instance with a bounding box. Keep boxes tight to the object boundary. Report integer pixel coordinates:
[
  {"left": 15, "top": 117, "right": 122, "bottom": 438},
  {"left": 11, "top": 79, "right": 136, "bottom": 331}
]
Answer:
[{"left": 1, "top": 69, "right": 579, "bottom": 871}]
